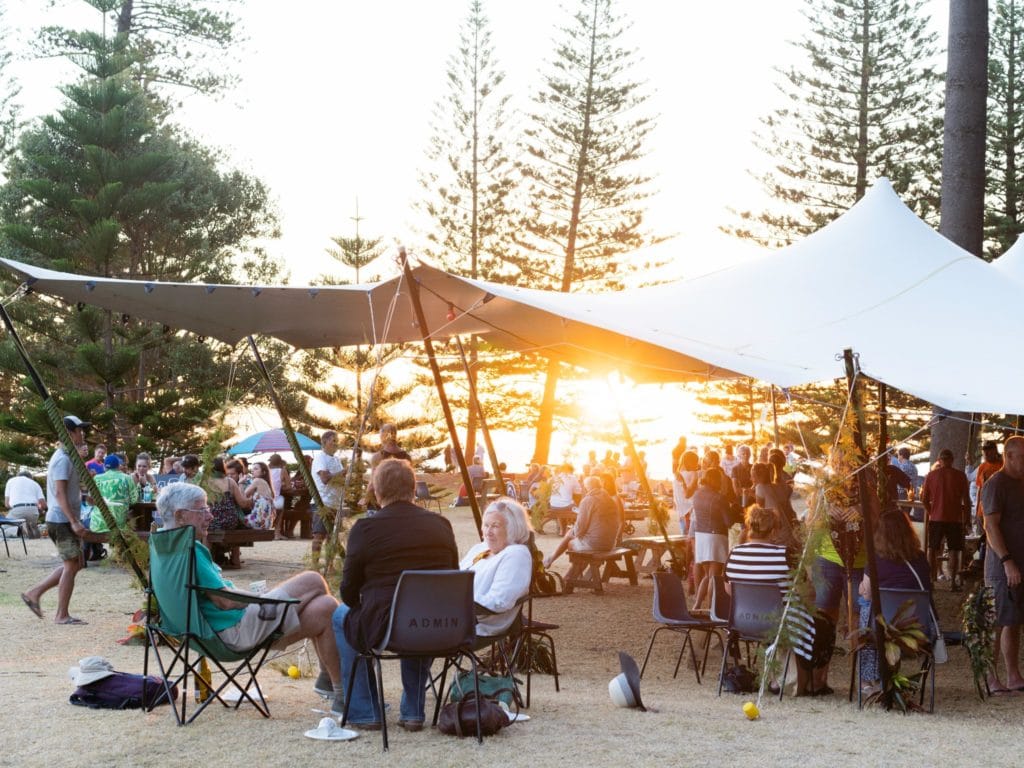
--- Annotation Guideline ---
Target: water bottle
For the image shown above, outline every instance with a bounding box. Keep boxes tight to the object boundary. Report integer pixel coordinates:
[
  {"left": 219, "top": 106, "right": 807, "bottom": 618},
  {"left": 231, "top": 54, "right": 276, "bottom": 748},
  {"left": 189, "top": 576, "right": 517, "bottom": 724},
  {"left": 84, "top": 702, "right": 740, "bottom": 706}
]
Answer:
[{"left": 143, "top": 484, "right": 153, "bottom": 502}]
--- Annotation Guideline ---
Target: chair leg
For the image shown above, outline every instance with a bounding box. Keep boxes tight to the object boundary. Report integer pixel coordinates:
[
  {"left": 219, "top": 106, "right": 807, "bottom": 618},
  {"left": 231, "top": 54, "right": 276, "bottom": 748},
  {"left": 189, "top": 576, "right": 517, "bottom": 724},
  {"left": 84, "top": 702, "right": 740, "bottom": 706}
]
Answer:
[
  {"left": 717, "top": 632, "right": 734, "bottom": 696},
  {"left": 640, "top": 627, "right": 665, "bottom": 678},
  {"left": 1, "top": 526, "right": 9, "bottom": 557},
  {"left": 374, "top": 657, "right": 388, "bottom": 751},
  {"left": 779, "top": 651, "right": 790, "bottom": 701}
]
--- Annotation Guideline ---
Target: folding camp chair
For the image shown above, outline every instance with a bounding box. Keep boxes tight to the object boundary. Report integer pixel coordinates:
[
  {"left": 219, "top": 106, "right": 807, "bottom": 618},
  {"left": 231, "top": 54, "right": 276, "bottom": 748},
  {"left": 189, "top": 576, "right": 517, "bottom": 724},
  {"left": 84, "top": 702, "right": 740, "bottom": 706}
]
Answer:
[
  {"left": 716, "top": 580, "right": 792, "bottom": 700},
  {"left": 143, "top": 526, "right": 298, "bottom": 725},
  {"left": 641, "top": 571, "right": 725, "bottom": 684},
  {"left": 0, "top": 517, "right": 27, "bottom": 556},
  {"left": 341, "top": 570, "right": 481, "bottom": 750}
]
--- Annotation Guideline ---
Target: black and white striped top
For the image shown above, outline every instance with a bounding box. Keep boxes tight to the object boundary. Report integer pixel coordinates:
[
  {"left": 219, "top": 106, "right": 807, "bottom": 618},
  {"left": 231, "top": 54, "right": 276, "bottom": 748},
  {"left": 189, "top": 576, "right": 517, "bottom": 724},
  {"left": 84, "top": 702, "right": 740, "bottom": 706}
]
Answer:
[{"left": 725, "top": 541, "right": 816, "bottom": 661}]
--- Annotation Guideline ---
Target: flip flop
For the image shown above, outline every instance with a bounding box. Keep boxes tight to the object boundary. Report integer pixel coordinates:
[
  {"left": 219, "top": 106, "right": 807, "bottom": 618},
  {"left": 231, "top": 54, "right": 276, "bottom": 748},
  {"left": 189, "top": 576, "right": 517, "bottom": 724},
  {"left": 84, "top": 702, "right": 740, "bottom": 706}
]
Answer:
[
  {"left": 21, "top": 593, "right": 42, "bottom": 619},
  {"left": 55, "top": 617, "right": 88, "bottom": 625}
]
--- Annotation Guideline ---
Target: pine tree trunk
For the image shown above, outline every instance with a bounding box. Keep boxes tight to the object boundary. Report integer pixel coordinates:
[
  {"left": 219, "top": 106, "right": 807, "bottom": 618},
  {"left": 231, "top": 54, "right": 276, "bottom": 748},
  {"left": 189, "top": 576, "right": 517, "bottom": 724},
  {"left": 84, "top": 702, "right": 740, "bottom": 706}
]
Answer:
[
  {"left": 932, "top": 0, "right": 988, "bottom": 467},
  {"left": 532, "top": 358, "right": 561, "bottom": 464}
]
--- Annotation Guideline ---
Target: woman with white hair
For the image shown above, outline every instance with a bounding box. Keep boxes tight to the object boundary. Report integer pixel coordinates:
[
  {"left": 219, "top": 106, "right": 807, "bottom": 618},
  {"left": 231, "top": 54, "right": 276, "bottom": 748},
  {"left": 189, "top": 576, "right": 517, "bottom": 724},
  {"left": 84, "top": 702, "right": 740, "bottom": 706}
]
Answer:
[{"left": 460, "top": 497, "right": 534, "bottom": 636}]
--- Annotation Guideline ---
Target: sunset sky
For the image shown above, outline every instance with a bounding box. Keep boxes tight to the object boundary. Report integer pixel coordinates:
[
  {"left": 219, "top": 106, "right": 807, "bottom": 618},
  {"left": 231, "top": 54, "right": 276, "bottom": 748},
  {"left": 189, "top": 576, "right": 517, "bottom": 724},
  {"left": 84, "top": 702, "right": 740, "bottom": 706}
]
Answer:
[{"left": 1, "top": 0, "right": 953, "bottom": 474}]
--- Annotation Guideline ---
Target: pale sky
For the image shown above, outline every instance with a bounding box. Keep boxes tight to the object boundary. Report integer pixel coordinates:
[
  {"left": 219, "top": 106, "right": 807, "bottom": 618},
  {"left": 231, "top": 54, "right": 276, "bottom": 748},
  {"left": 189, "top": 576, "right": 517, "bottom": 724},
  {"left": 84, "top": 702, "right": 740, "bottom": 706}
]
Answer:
[
  {"left": 1, "top": 0, "right": 953, "bottom": 473},
  {"left": 3, "top": 0, "right": 954, "bottom": 285}
]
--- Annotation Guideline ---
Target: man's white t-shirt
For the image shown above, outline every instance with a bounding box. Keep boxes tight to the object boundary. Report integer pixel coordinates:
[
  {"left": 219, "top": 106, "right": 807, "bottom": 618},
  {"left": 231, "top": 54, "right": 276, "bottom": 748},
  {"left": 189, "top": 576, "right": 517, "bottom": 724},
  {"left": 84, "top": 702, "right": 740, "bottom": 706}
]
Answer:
[
  {"left": 5, "top": 474, "right": 43, "bottom": 508},
  {"left": 311, "top": 450, "right": 343, "bottom": 510}
]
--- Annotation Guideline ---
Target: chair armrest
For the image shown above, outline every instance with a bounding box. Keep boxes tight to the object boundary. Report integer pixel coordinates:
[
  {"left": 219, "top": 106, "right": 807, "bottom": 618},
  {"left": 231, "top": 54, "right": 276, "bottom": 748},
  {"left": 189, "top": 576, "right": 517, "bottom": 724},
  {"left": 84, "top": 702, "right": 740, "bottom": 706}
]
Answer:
[{"left": 189, "top": 584, "right": 299, "bottom": 606}]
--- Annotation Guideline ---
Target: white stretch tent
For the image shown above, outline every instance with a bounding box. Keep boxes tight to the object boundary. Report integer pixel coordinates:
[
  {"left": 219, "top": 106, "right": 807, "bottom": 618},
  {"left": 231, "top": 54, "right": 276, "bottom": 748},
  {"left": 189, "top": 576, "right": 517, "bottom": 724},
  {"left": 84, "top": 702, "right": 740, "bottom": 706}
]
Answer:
[
  {"left": 991, "top": 236, "right": 1024, "bottom": 284},
  {"left": 3, "top": 179, "right": 1022, "bottom": 412}
]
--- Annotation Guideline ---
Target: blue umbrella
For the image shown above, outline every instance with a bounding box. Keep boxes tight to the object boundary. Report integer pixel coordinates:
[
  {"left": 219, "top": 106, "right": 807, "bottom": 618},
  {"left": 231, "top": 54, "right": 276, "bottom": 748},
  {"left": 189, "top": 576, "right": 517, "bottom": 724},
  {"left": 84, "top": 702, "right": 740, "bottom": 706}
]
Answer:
[{"left": 227, "top": 429, "right": 320, "bottom": 455}]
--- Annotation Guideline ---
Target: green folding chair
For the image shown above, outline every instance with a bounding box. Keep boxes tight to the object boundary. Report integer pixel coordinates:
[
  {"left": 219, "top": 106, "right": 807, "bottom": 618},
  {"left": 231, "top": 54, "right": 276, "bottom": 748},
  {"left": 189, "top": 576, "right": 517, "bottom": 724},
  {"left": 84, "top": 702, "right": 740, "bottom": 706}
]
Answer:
[{"left": 143, "top": 525, "right": 297, "bottom": 725}]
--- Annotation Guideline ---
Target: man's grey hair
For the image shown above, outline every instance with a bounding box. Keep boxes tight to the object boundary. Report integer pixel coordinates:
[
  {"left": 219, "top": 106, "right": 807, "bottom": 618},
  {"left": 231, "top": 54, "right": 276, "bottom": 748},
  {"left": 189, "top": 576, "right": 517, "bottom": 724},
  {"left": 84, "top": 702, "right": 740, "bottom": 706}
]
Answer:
[{"left": 157, "top": 482, "right": 208, "bottom": 527}]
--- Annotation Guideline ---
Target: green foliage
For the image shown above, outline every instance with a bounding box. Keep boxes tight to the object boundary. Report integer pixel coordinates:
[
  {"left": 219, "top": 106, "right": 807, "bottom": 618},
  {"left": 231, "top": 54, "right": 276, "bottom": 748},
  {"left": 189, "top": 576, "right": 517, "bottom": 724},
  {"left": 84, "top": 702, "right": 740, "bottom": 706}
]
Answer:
[
  {"left": 0, "top": 15, "right": 283, "bottom": 466},
  {"left": 986, "top": 0, "right": 1024, "bottom": 258},
  {"left": 37, "top": 0, "right": 241, "bottom": 98},
  {"left": 419, "top": 0, "right": 517, "bottom": 282},
  {"left": 853, "top": 599, "right": 929, "bottom": 713},
  {"left": 962, "top": 585, "right": 996, "bottom": 699},
  {"left": 513, "top": 0, "right": 664, "bottom": 463},
  {"left": 729, "top": 0, "right": 943, "bottom": 247},
  {"left": 0, "top": 4, "right": 23, "bottom": 163}
]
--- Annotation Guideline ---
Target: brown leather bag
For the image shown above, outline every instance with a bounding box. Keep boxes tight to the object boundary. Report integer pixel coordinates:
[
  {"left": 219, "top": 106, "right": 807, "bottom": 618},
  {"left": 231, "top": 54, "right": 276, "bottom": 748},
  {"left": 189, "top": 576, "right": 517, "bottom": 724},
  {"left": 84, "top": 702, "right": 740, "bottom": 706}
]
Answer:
[{"left": 437, "top": 692, "right": 508, "bottom": 738}]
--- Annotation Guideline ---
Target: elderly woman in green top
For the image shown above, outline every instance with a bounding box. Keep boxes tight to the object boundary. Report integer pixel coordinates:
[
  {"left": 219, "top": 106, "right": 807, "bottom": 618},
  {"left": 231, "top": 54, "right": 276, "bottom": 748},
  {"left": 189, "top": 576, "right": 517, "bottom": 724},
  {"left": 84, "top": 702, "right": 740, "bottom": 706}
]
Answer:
[
  {"left": 89, "top": 454, "right": 139, "bottom": 533},
  {"left": 156, "top": 482, "right": 346, "bottom": 713}
]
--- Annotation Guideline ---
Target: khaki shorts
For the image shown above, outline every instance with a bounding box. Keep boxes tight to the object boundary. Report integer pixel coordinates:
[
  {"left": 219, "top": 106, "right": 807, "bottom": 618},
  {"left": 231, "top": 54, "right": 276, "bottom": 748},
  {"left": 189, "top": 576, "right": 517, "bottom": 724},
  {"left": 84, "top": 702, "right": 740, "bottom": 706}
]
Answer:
[
  {"left": 217, "top": 586, "right": 301, "bottom": 651},
  {"left": 48, "top": 522, "right": 82, "bottom": 562}
]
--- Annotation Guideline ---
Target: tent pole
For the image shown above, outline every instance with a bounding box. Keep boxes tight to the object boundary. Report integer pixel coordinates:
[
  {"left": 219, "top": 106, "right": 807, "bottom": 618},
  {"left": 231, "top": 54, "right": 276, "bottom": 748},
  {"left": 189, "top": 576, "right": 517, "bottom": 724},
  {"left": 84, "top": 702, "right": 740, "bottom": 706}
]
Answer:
[
  {"left": 843, "top": 349, "right": 891, "bottom": 706},
  {"left": 607, "top": 378, "right": 682, "bottom": 576},
  {"left": 878, "top": 381, "right": 889, "bottom": 505},
  {"left": 398, "top": 249, "right": 483, "bottom": 539},
  {"left": 453, "top": 336, "right": 504, "bottom": 491},
  {"left": 242, "top": 335, "right": 339, "bottom": 573},
  {"left": 0, "top": 301, "right": 147, "bottom": 584},
  {"left": 770, "top": 384, "right": 780, "bottom": 445}
]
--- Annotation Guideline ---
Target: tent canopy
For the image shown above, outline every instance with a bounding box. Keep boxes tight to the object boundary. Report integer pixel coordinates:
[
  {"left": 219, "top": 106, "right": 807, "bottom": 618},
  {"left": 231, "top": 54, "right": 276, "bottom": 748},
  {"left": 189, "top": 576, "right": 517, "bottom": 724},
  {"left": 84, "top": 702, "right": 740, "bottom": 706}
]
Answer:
[{"left": 3, "top": 179, "right": 1021, "bottom": 413}]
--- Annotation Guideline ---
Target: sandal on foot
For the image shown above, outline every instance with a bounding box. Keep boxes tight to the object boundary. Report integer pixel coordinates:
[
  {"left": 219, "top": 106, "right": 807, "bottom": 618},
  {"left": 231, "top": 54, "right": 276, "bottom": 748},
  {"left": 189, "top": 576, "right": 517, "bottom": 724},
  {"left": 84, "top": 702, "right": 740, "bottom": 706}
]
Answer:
[
  {"left": 56, "top": 616, "right": 88, "bottom": 625},
  {"left": 21, "top": 593, "right": 43, "bottom": 619}
]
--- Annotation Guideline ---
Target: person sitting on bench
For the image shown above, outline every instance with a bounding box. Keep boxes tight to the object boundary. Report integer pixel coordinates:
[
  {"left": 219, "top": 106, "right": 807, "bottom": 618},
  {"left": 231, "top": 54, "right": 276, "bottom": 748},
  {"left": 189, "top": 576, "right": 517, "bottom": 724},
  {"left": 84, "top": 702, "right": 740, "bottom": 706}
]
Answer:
[{"left": 544, "top": 476, "right": 619, "bottom": 568}]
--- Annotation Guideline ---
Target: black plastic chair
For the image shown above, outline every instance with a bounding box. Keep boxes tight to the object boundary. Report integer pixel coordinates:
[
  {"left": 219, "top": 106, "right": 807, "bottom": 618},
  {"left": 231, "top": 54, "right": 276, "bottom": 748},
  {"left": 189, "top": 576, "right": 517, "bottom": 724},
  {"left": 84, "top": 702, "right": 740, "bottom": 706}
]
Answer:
[
  {"left": 341, "top": 570, "right": 481, "bottom": 750},
  {"left": 0, "top": 517, "right": 27, "bottom": 556},
  {"left": 414, "top": 480, "right": 444, "bottom": 513},
  {"left": 640, "top": 571, "right": 724, "bottom": 684},
  {"left": 143, "top": 526, "right": 298, "bottom": 725},
  {"left": 717, "top": 580, "right": 792, "bottom": 699}
]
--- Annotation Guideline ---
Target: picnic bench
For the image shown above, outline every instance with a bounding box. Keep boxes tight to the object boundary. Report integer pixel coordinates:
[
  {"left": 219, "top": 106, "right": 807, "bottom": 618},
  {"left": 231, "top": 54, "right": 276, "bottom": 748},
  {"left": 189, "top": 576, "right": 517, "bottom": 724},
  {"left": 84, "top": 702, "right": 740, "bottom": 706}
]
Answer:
[
  {"left": 622, "top": 534, "right": 689, "bottom": 576},
  {"left": 563, "top": 547, "right": 638, "bottom": 595}
]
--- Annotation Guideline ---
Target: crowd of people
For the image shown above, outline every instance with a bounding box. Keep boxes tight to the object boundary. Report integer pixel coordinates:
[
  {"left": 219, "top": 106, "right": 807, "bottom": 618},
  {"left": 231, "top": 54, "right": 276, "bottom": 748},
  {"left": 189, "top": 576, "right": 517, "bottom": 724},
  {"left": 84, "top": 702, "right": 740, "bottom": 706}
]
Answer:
[{"left": 13, "top": 413, "right": 1024, "bottom": 710}]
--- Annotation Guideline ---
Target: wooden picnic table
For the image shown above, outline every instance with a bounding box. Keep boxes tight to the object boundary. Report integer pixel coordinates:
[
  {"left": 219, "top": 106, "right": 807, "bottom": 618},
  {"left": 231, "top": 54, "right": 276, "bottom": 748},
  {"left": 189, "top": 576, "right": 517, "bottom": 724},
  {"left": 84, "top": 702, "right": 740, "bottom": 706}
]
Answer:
[{"left": 622, "top": 534, "right": 688, "bottom": 576}]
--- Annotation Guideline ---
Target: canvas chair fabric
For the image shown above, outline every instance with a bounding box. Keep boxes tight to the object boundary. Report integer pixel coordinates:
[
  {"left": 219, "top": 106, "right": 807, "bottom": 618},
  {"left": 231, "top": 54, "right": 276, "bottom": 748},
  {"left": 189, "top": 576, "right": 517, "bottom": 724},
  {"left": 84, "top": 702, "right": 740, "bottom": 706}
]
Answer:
[{"left": 143, "top": 525, "right": 297, "bottom": 725}]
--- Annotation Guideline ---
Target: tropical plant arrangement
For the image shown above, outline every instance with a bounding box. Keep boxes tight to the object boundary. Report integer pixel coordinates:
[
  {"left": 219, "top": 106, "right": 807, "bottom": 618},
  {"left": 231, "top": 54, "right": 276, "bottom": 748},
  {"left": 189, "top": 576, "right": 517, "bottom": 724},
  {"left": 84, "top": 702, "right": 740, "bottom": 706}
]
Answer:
[
  {"left": 961, "top": 585, "right": 996, "bottom": 699},
  {"left": 853, "top": 599, "right": 929, "bottom": 713}
]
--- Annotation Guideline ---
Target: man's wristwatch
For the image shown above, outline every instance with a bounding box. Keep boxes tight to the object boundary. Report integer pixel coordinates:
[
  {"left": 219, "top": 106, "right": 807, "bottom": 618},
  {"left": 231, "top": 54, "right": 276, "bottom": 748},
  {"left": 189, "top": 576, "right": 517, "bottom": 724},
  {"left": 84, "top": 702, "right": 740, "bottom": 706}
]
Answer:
[{"left": 1001, "top": 553, "right": 1014, "bottom": 564}]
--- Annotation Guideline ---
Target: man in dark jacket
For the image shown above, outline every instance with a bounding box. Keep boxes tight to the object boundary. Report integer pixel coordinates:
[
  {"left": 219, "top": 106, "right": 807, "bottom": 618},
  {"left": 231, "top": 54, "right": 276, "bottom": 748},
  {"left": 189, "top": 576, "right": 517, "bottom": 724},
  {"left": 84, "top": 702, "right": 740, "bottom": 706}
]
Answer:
[{"left": 333, "top": 458, "right": 458, "bottom": 730}]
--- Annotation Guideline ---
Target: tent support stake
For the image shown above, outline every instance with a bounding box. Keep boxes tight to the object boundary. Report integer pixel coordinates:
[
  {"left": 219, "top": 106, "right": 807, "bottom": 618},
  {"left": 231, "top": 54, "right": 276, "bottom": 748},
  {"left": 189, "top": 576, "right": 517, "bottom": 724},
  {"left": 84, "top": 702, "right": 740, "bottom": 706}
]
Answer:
[
  {"left": 454, "top": 336, "right": 504, "bottom": 490},
  {"left": 399, "top": 249, "right": 483, "bottom": 539},
  {"left": 843, "top": 348, "right": 891, "bottom": 707}
]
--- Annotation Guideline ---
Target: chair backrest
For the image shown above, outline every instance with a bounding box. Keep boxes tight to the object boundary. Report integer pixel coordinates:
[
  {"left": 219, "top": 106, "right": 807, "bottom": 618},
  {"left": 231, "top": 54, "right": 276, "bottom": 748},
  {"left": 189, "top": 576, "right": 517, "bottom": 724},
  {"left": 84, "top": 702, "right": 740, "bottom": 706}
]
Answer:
[
  {"left": 653, "top": 571, "right": 697, "bottom": 623},
  {"left": 878, "top": 587, "right": 935, "bottom": 641},
  {"left": 379, "top": 570, "right": 476, "bottom": 655},
  {"left": 709, "top": 572, "right": 731, "bottom": 624},
  {"left": 148, "top": 526, "right": 214, "bottom": 640},
  {"left": 415, "top": 480, "right": 431, "bottom": 500},
  {"left": 729, "top": 581, "right": 784, "bottom": 641}
]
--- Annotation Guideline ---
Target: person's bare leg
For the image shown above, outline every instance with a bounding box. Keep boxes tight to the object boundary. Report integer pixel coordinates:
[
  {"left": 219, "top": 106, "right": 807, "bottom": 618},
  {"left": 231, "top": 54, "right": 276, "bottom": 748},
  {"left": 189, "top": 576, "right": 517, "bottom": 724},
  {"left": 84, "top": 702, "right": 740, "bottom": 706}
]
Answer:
[
  {"left": 543, "top": 530, "right": 574, "bottom": 568},
  {"left": 949, "top": 550, "right": 962, "bottom": 589},
  {"left": 24, "top": 566, "right": 63, "bottom": 607},
  {"left": 274, "top": 573, "right": 341, "bottom": 686},
  {"left": 1002, "top": 625, "right": 1024, "bottom": 688},
  {"left": 54, "top": 557, "right": 82, "bottom": 622},
  {"left": 927, "top": 548, "right": 939, "bottom": 583},
  {"left": 988, "top": 626, "right": 1007, "bottom": 692},
  {"left": 692, "top": 562, "right": 708, "bottom": 608}
]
